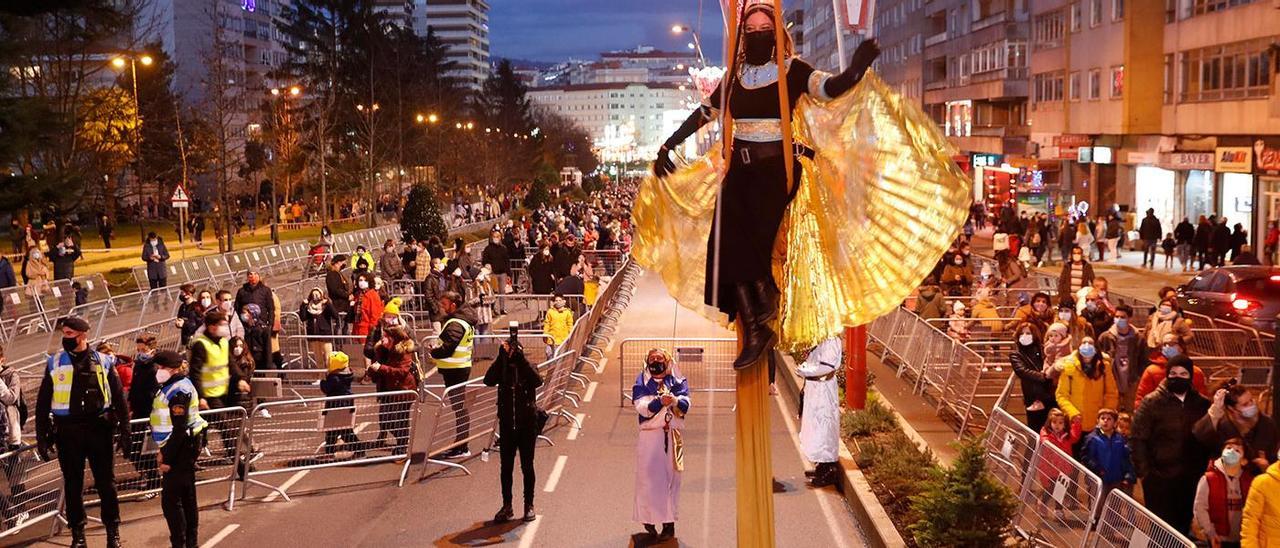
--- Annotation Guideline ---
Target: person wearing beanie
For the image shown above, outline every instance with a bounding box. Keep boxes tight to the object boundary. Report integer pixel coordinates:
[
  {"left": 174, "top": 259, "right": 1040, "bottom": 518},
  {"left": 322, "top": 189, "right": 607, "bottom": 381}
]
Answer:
[
  {"left": 1132, "top": 354, "right": 1212, "bottom": 536},
  {"left": 319, "top": 351, "right": 362, "bottom": 458},
  {"left": 362, "top": 297, "right": 405, "bottom": 363},
  {"left": 150, "top": 349, "right": 207, "bottom": 548},
  {"left": 298, "top": 288, "right": 337, "bottom": 369}
]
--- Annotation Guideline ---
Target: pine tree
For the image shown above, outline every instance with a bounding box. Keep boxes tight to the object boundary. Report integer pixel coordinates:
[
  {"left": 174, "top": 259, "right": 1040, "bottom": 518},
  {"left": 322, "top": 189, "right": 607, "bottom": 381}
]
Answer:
[
  {"left": 524, "top": 164, "right": 557, "bottom": 210},
  {"left": 401, "top": 183, "right": 447, "bottom": 243},
  {"left": 907, "top": 436, "right": 1019, "bottom": 547}
]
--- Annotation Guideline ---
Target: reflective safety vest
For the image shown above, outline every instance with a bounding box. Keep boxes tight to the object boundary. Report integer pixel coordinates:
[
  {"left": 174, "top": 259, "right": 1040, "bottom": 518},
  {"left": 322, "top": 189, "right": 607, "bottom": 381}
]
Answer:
[
  {"left": 435, "top": 317, "right": 474, "bottom": 369},
  {"left": 150, "top": 378, "right": 207, "bottom": 446},
  {"left": 191, "top": 335, "right": 231, "bottom": 398},
  {"left": 47, "top": 351, "right": 113, "bottom": 417},
  {"left": 350, "top": 251, "right": 374, "bottom": 271}
]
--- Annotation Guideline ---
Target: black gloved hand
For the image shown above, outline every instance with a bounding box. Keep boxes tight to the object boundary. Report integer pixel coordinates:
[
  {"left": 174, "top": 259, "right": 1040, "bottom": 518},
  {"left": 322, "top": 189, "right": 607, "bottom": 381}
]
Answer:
[
  {"left": 37, "top": 439, "right": 53, "bottom": 461},
  {"left": 850, "top": 39, "right": 881, "bottom": 73},
  {"left": 653, "top": 147, "right": 676, "bottom": 179}
]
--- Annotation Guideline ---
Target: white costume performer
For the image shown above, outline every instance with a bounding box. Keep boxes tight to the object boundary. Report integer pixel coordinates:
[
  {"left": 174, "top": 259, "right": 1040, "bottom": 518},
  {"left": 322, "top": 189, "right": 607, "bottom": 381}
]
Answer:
[
  {"left": 797, "top": 338, "right": 842, "bottom": 487},
  {"left": 632, "top": 352, "right": 691, "bottom": 539}
]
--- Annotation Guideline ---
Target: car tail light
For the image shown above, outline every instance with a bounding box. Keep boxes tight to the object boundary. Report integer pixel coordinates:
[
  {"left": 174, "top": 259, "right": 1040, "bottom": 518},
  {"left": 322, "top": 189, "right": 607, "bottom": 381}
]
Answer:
[
  {"left": 1233, "top": 298, "right": 1261, "bottom": 312},
  {"left": 1271, "top": 275, "right": 1280, "bottom": 282}
]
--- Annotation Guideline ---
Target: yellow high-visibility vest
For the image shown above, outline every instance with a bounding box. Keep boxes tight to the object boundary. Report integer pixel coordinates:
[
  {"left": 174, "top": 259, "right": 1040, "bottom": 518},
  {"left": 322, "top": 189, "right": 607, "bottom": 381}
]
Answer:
[
  {"left": 435, "top": 317, "right": 474, "bottom": 369},
  {"left": 191, "top": 335, "right": 231, "bottom": 398},
  {"left": 150, "top": 378, "right": 208, "bottom": 446},
  {"left": 48, "top": 351, "right": 112, "bottom": 416}
]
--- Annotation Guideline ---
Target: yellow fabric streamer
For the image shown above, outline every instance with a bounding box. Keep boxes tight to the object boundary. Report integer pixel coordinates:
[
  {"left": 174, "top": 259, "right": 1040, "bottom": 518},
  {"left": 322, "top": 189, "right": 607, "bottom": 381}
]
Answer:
[{"left": 632, "top": 72, "right": 972, "bottom": 352}]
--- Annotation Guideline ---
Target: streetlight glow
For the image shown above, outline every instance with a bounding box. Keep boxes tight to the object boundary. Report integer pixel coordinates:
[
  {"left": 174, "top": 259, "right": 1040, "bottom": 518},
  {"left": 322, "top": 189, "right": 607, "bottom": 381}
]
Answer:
[
  {"left": 416, "top": 114, "right": 425, "bottom": 123},
  {"left": 466, "top": 122, "right": 474, "bottom": 130},
  {"left": 289, "top": 85, "right": 301, "bottom": 96},
  {"left": 111, "top": 57, "right": 126, "bottom": 69},
  {"left": 671, "top": 24, "right": 685, "bottom": 34},
  {"left": 428, "top": 113, "right": 439, "bottom": 124},
  {"left": 356, "top": 104, "right": 365, "bottom": 112},
  {"left": 270, "top": 88, "right": 280, "bottom": 96},
  {"left": 139, "top": 55, "right": 153, "bottom": 66},
  {"left": 455, "top": 122, "right": 462, "bottom": 129}
]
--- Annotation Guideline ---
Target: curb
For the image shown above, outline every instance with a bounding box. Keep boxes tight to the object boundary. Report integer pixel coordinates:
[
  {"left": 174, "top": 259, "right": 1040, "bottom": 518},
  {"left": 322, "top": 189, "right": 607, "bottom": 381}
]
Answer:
[{"left": 774, "top": 352, "right": 909, "bottom": 548}]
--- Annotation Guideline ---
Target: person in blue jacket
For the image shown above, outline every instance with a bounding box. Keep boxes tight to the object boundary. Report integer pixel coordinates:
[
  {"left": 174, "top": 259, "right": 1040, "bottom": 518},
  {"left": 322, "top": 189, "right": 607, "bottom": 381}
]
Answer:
[{"left": 1081, "top": 407, "right": 1136, "bottom": 498}]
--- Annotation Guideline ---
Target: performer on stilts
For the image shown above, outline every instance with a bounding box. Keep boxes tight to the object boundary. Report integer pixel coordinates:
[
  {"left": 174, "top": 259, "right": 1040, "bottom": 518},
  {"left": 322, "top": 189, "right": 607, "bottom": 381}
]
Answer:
[{"left": 635, "top": 0, "right": 971, "bottom": 544}]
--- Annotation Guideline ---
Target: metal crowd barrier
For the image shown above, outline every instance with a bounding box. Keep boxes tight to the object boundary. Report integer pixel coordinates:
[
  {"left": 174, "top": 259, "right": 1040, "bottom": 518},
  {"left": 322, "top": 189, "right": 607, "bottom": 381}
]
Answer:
[
  {"left": 1089, "top": 489, "right": 1195, "bottom": 548},
  {"left": 617, "top": 338, "right": 737, "bottom": 406},
  {"left": 418, "top": 377, "right": 499, "bottom": 480},
  {"left": 0, "top": 445, "right": 62, "bottom": 539},
  {"left": 535, "top": 352, "right": 580, "bottom": 437},
  {"left": 1015, "top": 439, "right": 1104, "bottom": 548},
  {"left": 231, "top": 390, "right": 418, "bottom": 508}
]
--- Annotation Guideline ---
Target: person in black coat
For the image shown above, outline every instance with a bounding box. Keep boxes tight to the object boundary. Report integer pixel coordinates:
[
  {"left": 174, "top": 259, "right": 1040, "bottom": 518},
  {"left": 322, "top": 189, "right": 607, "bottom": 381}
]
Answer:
[
  {"left": 234, "top": 271, "right": 276, "bottom": 334},
  {"left": 325, "top": 257, "right": 352, "bottom": 333},
  {"left": 1131, "top": 355, "right": 1212, "bottom": 536},
  {"left": 51, "top": 235, "right": 81, "bottom": 280},
  {"left": 1139, "top": 209, "right": 1162, "bottom": 269},
  {"left": 0, "top": 254, "right": 15, "bottom": 318},
  {"left": 1010, "top": 322, "right": 1056, "bottom": 432},
  {"left": 126, "top": 334, "right": 161, "bottom": 492},
  {"left": 483, "top": 330, "right": 544, "bottom": 523},
  {"left": 142, "top": 232, "right": 171, "bottom": 289},
  {"left": 1174, "top": 218, "right": 1195, "bottom": 272},
  {"left": 175, "top": 284, "right": 204, "bottom": 347},
  {"left": 1194, "top": 216, "right": 1213, "bottom": 269},
  {"left": 528, "top": 244, "right": 556, "bottom": 295},
  {"left": 552, "top": 236, "right": 581, "bottom": 279},
  {"left": 1229, "top": 223, "right": 1248, "bottom": 262},
  {"left": 1210, "top": 217, "right": 1232, "bottom": 267}
]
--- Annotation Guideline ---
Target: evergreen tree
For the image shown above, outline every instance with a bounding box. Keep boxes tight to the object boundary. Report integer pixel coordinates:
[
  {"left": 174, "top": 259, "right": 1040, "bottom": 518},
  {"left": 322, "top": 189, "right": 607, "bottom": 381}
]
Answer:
[
  {"left": 908, "top": 436, "right": 1019, "bottom": 547},
  {"left": 119, "top": 43, "right": 190, "bottom": 212},
  {"left": 524, "top": 164, "right": 557, "bottom": 210},
  {"left": 401, "top": 183, "right": 447, "bottom": 243}
]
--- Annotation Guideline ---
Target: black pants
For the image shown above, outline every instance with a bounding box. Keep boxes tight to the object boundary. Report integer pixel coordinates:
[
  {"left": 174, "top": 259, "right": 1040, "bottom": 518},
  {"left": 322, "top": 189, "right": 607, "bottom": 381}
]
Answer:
[
  {"left": 500, "top": 429, "right": 537, "bottom": 507},
  {"left": 377, "top": 397, "right": 412, "bottom": 450},
  {"left": 202, "top": 396, "right": 238, "bottom": 458},
  {"left": 149, "top": 276, "right": 167, "bottom": 290},
  {"left": 161, "top": 470, "right": 198, "bottom": 548},
  {"left": 1142, "top": 241, "right": 1158, "bottom": 267},
  {"left": 55, "top": 420, "right": 119, "bottom": 528},
  {"left": 440, "top": 368, "right": 471, "bottom": 451},
  {"left": 324, "top": 428, "right": 360, "bottom": 453},
  {"left": 1142, "top": 473, "right": 1198, "bottom": 536}
]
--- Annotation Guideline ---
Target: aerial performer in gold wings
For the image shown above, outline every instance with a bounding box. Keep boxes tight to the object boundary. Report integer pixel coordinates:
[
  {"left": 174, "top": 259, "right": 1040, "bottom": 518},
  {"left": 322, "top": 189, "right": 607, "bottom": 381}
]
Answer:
[{"left": 632, "top": 0, "right": 971, "bottom": 543}]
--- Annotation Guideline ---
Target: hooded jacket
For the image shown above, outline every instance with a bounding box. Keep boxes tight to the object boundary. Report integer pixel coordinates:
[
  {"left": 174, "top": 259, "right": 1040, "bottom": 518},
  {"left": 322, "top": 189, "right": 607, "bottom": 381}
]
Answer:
[
  {"left": 1081, "top": 427, "right": 1136, "bottom": 485},
  {"left": 483, "top": 342, "right": 543, "bottom": 434},
  {"left": 1131, "top": 383, "right": 1211, "bottom": 479},
  {"left": 1055, "top": 352, "right": 1119, "bottom": 430},
  {"left": 1241, "top": 461, "right": 1280, "bottom": 548}
]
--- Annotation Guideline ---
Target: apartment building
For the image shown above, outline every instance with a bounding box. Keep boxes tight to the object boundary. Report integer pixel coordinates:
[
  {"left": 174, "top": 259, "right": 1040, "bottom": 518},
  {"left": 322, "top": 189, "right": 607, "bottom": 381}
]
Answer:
[
  {"left": 416, "top": 0, "right": 490, "bottom": 91},
  {"left": 527, "top": 82, "right": 697, "bottom": 164}
]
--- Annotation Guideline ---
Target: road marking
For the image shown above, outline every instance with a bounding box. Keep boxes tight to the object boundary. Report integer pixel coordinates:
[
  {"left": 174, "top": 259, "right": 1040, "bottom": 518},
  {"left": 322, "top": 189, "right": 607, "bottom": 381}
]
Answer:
[
  {"left": 583, "top": 381, "right": 599, "bottom": 402},
  {"left": 200, "top": 524, "right": 239, "bottom": 548},
  {"left": 262, "top": 421, "right": 372, "bottom": 503},
  {"left": 543, "top": 455, "right": 568, "bottom": 492},
  {"left": 516, "top": 511, "right": 543, "bottom": 548},
  {"left": 566, "top": 413, "right": 586, "bottom": 440},
  {"left": 773, "top": 394, "right": 857, "bottom": 548}
]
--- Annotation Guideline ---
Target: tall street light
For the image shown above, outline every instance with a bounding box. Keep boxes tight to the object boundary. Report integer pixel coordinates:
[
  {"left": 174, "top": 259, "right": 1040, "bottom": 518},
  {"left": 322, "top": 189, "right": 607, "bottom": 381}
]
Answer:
[
  {"left": 111, "top": 53, "right": 153, "bottom": 243},
  {"left": 671, "top": 24, "right": 706, "bottom": 67},
  {"left": 414, "top": 112, "right": 440, "bottom": 186},
  {"left": 268, "top": 85, "right": 302, "bottom": 244}
]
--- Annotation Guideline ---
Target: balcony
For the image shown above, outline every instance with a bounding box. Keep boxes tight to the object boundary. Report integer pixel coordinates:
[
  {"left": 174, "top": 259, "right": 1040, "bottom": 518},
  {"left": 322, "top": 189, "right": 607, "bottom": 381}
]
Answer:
[
  {"left": 924, "top": 32, "right": 949, "bottom": 47},
  {"left": 971, "top": 12, "right": 1008, "bottom": 32}
]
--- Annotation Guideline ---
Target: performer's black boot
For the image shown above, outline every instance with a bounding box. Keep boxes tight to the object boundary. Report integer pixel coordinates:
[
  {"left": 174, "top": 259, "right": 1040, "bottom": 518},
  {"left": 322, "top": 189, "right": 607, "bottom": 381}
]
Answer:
[
  {"left": 752, "top": 279, "right": 779, "bottom": 323},
  {"left": 70, "top": 527, "right": 87, "bottom": 548},
  {"left": 733, "top": 283, "right": 776, "bottom": 370},
  {"left": 643, "top": 523, "right": 657, "bottom": 538},
  {"left": 810, "top": 462, "right": 840, "bottom": 488}
]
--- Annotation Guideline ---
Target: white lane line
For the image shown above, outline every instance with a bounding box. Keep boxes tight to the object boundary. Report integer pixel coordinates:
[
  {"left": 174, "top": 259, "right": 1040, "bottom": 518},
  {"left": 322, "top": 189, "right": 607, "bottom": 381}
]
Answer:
[
  {"left": 583, "top": 381, "right": 599, "bottom": 402},
  {"left": 200, "top": 524, "right": 240, "bottom": 548},
  {"left": 516, "top": 512, "right": 543, "bottom": 548},
  {"left": 566, "top": 413, "right": 586, "bottom": 440},
  {"left": 773, "top": 394, "right": 856, "bottom": 548},
  {"left": 262, "top": 421, "right": 372, "bottom": 503},
  {"left": 542, "top": 455, "right": 569, "bottom": 492}
]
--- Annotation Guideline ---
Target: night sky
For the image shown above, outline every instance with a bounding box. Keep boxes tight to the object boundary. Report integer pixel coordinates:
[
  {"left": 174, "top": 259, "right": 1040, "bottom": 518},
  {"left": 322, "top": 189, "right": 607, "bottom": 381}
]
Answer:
[{"left": 488, "top": 0, "right": 727, "bottom": 64}]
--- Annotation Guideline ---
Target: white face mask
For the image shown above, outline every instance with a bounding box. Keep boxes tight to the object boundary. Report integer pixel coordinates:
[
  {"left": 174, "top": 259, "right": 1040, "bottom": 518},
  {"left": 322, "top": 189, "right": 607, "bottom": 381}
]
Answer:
[
  {"left": 1240, "top": 404, "right": 1259, "bottom": 419},
  {"left": 150, "top": 239, "right": 158, "bottom": 245},
  {"left": 1018, "top": 333, "right": 1034, "bottom": 346},
  {"left": 213, "top": 325, "right": 230, "bottom": 338},
  {"left": 155, "top": 369, "right": 172, "bottom": 384},
  {"left": 233, "top": 346, "right": 244, "bottom": 356},
  {"left": 200, "top": 298, "right": 212, "bottom": 308},
  {"left": 1058, "top": 311, "right": 1072, "bottom": 321},
  {"left": 357, "top": 280, "right": 369, "bottom": 289}
]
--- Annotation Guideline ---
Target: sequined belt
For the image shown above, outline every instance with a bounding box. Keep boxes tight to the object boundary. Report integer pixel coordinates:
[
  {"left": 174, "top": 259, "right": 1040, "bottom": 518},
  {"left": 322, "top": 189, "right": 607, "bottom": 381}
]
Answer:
[
  {"left": 732, "top": 140, "right": 815, "bottom": 165},
  {"left": 733, "top": 118, "right": 783, "bottom": 142}
]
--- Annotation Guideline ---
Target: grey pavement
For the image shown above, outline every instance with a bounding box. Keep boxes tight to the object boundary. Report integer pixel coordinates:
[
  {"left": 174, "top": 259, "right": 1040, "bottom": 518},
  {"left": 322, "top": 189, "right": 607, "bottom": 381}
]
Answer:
[{"left": 19, "top": 270, "right": 865, "bottom": 547}]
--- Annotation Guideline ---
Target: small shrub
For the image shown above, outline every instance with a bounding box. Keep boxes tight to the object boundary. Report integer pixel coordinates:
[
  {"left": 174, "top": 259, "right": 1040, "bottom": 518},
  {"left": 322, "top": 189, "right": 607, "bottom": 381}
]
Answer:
[
  {"left": 907, "top": 435, "right": 1019, "bottom": 547},
  {"left": 854, "top": 430, "right": 937, "bottom": 524},
  {"left": 841, "top": 394, "right": 899, "bottom": 438}
]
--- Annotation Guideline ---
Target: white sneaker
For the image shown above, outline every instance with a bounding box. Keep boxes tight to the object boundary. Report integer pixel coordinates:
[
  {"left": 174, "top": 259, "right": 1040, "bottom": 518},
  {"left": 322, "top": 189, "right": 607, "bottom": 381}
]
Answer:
[{"left": 258, "top": 409, "right": 272, "bottom": 419}]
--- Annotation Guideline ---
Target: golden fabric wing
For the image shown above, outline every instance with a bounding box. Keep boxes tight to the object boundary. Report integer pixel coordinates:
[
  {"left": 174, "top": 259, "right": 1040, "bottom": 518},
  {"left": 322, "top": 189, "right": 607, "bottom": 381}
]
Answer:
[{"left": 776, "top": 73, "right": 971, "bottom": 351}]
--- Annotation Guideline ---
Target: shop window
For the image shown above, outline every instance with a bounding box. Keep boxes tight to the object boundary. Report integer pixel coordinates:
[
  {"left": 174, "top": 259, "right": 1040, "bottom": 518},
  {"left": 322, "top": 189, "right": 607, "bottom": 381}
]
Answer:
[{"left": 1179, "top": 38, "right": 1273, "bottom": 102}]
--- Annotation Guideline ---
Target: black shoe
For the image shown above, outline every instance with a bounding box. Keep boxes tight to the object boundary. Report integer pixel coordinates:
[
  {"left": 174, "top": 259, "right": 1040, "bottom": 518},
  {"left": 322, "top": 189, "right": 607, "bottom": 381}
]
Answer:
[
  {"left": 494, "top": 505, "right": 514, "bottom": 523},
  {"left": 522, "top": 504, "right": 536, "bottom": 522},
  {"left": 70, "top": 528, "right": 87, "bottom": 548},
  {"left": 659, "top": 522, "right": 675, "bottom": 539},
  {"left": 732, "top": 283, "right": 776, "bottom": 370},
  {"left": 106, "top": 525, "right": 124, "bottom": 548},
  {"left": 804, "top": 468, "right": 817, "bottom": 478},
  {"left": 643, "top": 523, "right": 657, "bottom": 538},
  {"left": 810, "top": 462, "right": 840, "bottom": 488}
]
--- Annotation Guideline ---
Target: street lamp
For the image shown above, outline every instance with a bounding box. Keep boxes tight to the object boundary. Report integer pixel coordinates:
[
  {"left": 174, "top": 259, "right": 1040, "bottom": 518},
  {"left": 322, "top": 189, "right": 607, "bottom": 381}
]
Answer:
[
  {"left": 267, "top": 85, "right": 302, "bottom": 244},
  {"left": 671, "top": 24, "right": 706, "bottom": 68},
  {"left": 414, "top": 113, "right": 442, "bottom": 185},
  {"left": 110, "top": 52, "right": 154, "bottom": 243}
]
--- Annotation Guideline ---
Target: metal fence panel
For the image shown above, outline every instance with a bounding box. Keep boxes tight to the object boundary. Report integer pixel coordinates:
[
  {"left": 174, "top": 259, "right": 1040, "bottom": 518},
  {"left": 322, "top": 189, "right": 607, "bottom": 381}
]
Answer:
[
  {"left": 0, "top": 445, "right": 63, "bottom": 538},
  {"left": 420, "top": 378, "right": 499, "bottom": 479},
  {"left": 617, "top": 338, "right": 738, "bottom": 406},
  {"left": 1088, "top": 489, "right": 1195, "bottom": 548},
  {"left": 981, "top": 408, "right": 1039, "bottom": 497},
  {"left": 1016, "top": 439, "right": 1104, "bottom": 548}
]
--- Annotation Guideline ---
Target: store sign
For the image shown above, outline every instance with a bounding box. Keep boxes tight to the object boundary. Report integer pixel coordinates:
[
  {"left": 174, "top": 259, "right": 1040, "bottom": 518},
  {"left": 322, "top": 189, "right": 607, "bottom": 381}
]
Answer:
[
  {"left": 1256, "top": 138, "right": 1280, "bottom": 175},
  {"left": 1124, "top": 151, "right": 1158, "bottom": 165},
  {"left": 1163, "top": 152, "right": 1215, "bottom": 171},
  {"left": 1215, "top": 147, "right": 1254, "bottom": 173},
  {"left": 1055, "top": 134, "right": 1091, "bottom": 160},
  {"left": 972, "top": 153, "right": 1002, "bottom": 168}
]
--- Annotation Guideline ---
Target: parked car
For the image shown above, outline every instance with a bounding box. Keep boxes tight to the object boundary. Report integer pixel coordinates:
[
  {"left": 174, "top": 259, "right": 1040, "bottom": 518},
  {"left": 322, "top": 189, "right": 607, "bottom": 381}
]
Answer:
[{"left": 1176, "top": 266, "right": 1280, "bottom": 333}]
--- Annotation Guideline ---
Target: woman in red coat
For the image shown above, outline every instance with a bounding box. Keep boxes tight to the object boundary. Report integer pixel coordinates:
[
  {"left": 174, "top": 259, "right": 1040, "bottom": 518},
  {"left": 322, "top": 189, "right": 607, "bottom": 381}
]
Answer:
[
  {"left": 366, "top": 324, "right": 418, "bottom": 454},
  {"left": 352, "top": 272, "right": 383, "bottom": 337}
]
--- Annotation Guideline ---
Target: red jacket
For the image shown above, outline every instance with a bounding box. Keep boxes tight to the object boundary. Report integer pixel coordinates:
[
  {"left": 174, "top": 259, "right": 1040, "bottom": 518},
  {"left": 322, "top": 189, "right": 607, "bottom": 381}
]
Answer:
[
  {"left": 1133, "top": 358, "right": 1209, "bottom": 409},
  {"left": 369, "top": 340, "right": 418, "bottom": 398},
  {"left": 353, "top": 290, "right": 384, "bottom": 336},
  {"left": 1205, "top": 462, "right": 1254, "bottom": 536},
  {"left": 1038, "top": 420, "right": 1083, "bottom": 489}
]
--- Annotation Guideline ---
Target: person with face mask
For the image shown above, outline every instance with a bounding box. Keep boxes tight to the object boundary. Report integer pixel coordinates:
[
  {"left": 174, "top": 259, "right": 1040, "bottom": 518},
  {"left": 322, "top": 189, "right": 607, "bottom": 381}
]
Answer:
[
  {"left": 481, "top": 229, "right": 512, "bottom": 311},
  {"left": 325, "top": 257, "right": 353, "bottom": 335},
  {"left": 1096, "top": 304, "right": 1147, "bottom": 412},
  {"left": 528, "top": 243, "right": 557, "bottom": 295},
  {"left": 1057, "top": 245, "right": 1096, "bottom": 298},
  {"left": 299, "top": 288, "right": 337, "bottom": 368},
  {"left": 1010, "top": 322, "right": 1057, "bottom": 431},
  {"left": 349, "top": 245, "right": 374, "bottom": 274},
  {"left": 377, "top": 238, "right": 405, "bottom": 281},
  {"left": 186, "top": 309, "right": 241, "bottom": 460},
  {"left": 940, "top": 251, "right": 973, "bottom": 297},
  {"left": 1131, "top": 355, "right": 1212, "bottom": 536},
  {"left": 1079, "top": 290, "right": 1114, "bottom": 339},
  {"left": 148, "top": 350, "right": 207, "bottom": 548},
  {"left": 1195, "top": 438, "right": 1254, "bottom": 548},
  {"left": 351, "top": 273, "right": 384, "bottom": 337},
  {"left": 175, "top": 284, "right": 204, "bottom": 347},
  {"left": 483, "top": 325, "right": 545, "bottom": 524},
  {"left": 34, "top": 316, "right": 130, "bottom": 548},
  {"left": 1147, "top": 297, "right": 1193, "bottom": 353},
  {"left": 142, "top": 231, "right": 171, "bottom": 289},
  {"left": 1196, "top": 385, "right": 1279, "bottom": 476},
  {"left": 431, "top": 291, "right": 478, "bottom": 459},
  {"left": 631, "top": 349, "right": 691, "bottom": 540},
  {"left": 1055, "top": 336, "right": 1119, "bottom": 433},
  {"left": 543, "top": 295, "right": 575, "bottom": 355},
  {"left": 1134, "top": 333, "right": 1210, "bottom": 408},
  {"left": 22, "top": 242, "right": 51, "bottom": 291},
  {"left": 1056, "top": 298, "right": 1095, "bottom": 348},
  {"left": 362, "top": 297, "right": 405, "bottom": 361},
  {"left": 50, "top": 235, "right": 81, "bottom": 281},
  {"left": 234, "top": 271, "right": 276, "bottom": 339}
]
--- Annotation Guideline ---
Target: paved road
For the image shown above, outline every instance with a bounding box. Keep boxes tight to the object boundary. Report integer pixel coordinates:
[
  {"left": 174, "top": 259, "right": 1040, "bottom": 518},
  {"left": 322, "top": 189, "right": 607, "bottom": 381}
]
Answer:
[{"left": 20, "top": 270, "right": 865, "bottom": 547}]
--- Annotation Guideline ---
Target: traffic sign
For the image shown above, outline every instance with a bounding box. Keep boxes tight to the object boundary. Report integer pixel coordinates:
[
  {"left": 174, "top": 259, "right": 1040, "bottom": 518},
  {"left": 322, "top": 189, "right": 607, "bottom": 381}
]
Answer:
[{"left": 171, "top": 184, "right": 190, "bottom": 208}]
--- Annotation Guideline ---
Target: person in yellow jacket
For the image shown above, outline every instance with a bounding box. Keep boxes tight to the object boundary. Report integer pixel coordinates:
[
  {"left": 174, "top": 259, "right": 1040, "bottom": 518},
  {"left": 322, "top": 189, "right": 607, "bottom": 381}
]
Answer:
[
  {"left": 1055, "top": 336, "right": 1119, "bottom": 432},
  {"left": 543, "top": 295, "right": 574, "bottom": 355},
  {"left": 970, "top": 287, "right": 1004, "bottom": 332},
  {"left": 1242, "top": 458, "right": 1280, "bottom": 548}
]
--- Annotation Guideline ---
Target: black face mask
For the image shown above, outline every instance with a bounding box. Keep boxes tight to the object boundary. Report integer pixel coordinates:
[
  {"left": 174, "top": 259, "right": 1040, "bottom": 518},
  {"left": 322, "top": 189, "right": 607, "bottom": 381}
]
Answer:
[
  {"left": 62, "top": 337, "right": 79, "bottom": 353},
  {"left": 743, "top": 30, "right": 775, "bottom": 65},
  {"left": 647, "top": 360, "right": 668, "bottom": 376},
  {"left": 1167, "top": 377, "right": 1191, "bottom": 395}
]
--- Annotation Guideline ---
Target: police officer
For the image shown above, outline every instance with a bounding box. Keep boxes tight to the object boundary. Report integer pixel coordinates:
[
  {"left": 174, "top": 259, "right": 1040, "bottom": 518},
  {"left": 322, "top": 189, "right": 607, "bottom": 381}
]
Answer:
[
  {"left": 35, "top": 316, "right": 130, "bottom": 548},
  {"left": 187, "top": 309, "right": 237, "bottom": 459},
  {"left": 149, "top": 350, "right": 207, "bottom": 548}
]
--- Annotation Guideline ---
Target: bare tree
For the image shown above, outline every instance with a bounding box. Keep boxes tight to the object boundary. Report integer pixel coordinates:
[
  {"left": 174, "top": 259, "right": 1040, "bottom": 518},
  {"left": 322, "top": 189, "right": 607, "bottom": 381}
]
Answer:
[{"left": 198, "top": 3, "right": 245, "bottom": 252}]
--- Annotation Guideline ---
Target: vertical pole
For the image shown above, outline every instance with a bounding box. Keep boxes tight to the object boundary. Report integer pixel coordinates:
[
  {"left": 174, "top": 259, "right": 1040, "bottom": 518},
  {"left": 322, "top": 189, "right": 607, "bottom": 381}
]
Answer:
[
  {"left": 179, "top": 207, "right": 186, "bottom": 262},
  {"left": 831, "top": 0, "right": 849, "bottom": 71},
  {"left": 735, "top": 319, "right": 776, "bottom": 548},
  {"left": 845, "top": 325, "right": 867, "bottom": 410}
]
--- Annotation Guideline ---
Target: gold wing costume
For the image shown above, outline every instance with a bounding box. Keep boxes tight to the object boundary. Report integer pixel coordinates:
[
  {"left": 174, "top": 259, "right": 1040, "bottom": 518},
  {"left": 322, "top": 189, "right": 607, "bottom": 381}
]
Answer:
[{"left": 632, "top": 73, "right": 972, "bottom": 352}]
